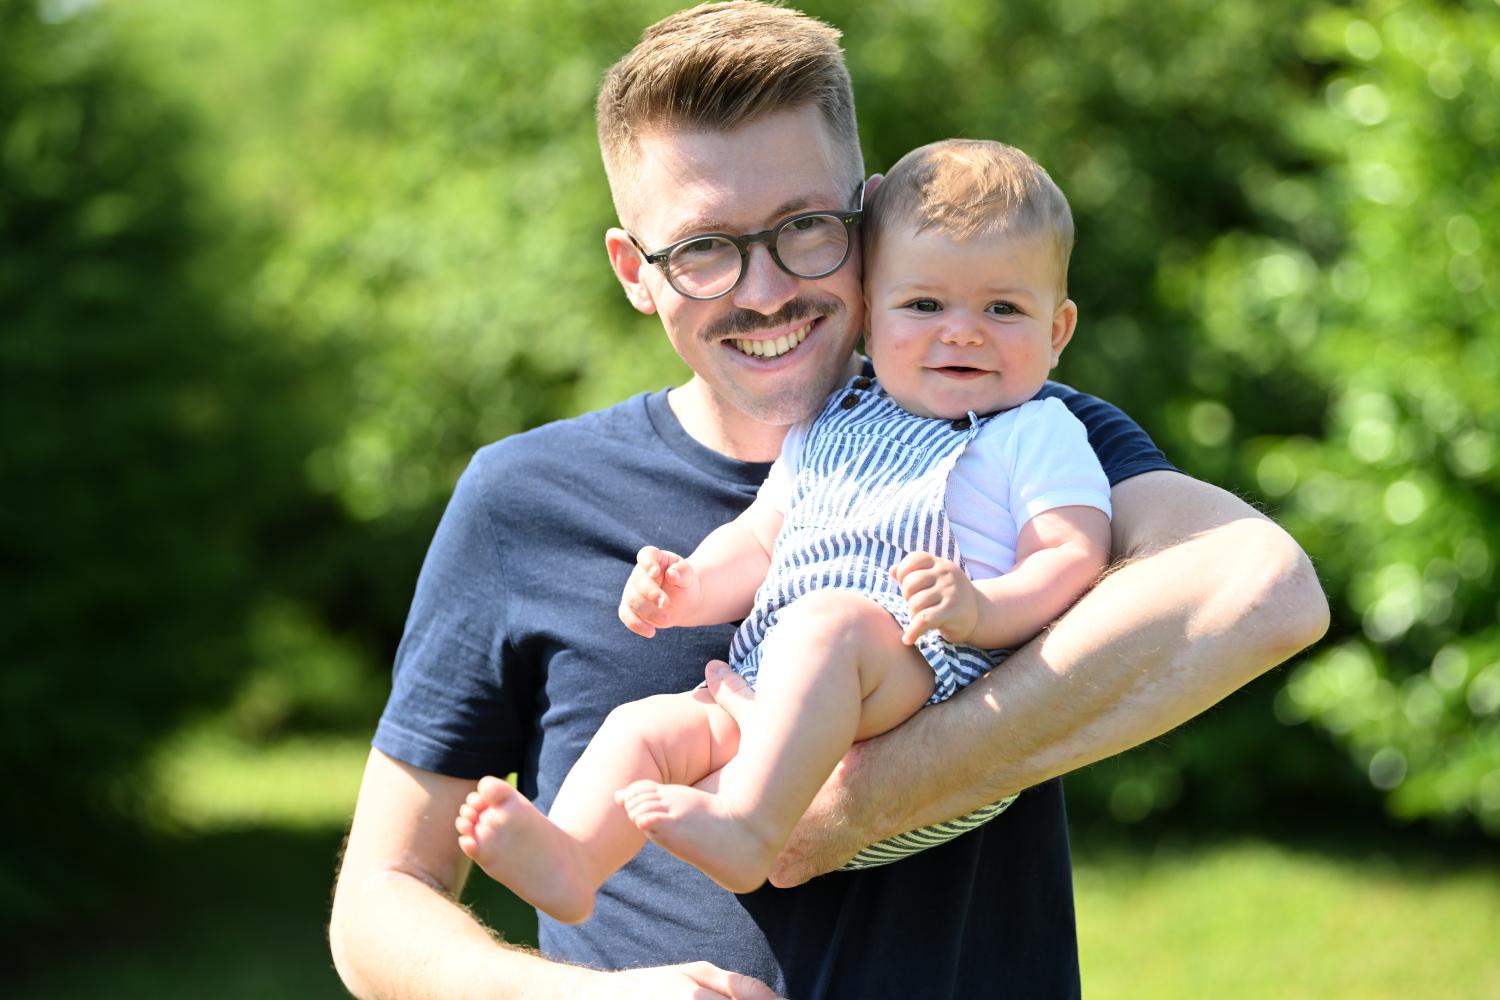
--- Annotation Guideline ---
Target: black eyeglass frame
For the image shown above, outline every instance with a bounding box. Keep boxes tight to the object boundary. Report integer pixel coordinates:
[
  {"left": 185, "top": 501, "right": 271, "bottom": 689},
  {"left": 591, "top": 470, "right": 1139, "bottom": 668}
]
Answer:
[{"left": 628, "top": 183, "right": 865, "bottom": 301}]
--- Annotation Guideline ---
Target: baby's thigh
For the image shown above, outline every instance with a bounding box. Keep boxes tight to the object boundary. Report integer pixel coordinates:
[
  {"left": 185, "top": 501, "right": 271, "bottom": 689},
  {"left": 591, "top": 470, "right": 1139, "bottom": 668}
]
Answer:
[
  {"left": 599, "top": 688, "right": 743, "bottom": 785},
  {"left": 766, "top": 590, "right": 934, "bottom": 738}
]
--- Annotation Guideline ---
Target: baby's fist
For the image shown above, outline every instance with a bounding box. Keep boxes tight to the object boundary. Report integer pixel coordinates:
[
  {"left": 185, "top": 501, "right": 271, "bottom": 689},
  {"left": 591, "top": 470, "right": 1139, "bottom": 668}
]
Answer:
[
  {"left": 618, "top": 547, "right": 698, "bottom": 637},
  {"left": 892, "top": 552, "right": 979, "bottom": 645}
]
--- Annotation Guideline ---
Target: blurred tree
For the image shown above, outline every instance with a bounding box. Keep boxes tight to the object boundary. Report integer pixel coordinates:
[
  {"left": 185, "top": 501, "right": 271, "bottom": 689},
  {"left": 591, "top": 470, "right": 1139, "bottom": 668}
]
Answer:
[
  {"left": 1205, "top": 1, "right": 1500, "bottom": 834},
  {"left": 0, "top": 0, "right": 352, "bottom": 927}
]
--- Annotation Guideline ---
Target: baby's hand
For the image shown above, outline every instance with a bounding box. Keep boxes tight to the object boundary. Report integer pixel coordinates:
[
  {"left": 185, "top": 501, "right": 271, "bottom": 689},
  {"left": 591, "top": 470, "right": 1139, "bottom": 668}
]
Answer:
[
  {"left": 618, "top": 546, "right": 701, "bottom": 638},
  {"left": 892, "top": 552, "right": 981, "bottom": 646}
]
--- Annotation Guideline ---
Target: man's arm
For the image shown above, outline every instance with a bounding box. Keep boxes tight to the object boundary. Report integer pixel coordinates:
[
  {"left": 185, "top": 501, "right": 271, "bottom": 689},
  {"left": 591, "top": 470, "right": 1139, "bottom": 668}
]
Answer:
[
  {"left": 329, "top": 749, "right": 781, "bottom": 999},
  {"left": 735, "top": 470, "right": 1329, "bottom": 885}
]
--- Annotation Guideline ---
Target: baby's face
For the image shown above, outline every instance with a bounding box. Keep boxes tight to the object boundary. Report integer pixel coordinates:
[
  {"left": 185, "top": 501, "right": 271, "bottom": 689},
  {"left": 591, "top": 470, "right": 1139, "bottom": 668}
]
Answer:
[{"left": 863, "top": 227, "right": 1077, "bottom": 420}]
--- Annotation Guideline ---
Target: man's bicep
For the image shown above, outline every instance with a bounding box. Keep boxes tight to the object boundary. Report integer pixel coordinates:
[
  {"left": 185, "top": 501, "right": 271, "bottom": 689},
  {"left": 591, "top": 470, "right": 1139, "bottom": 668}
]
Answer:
[
  {"left": 339, "top": 748, "right": 476, "bottom": 898},
  {"left": 1108, "top": 470, "right": 1272, "bottom": 561}
]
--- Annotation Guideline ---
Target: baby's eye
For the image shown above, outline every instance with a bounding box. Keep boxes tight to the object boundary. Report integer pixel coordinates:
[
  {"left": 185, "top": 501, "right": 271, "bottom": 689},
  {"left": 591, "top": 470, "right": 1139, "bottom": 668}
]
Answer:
[
  {"left": 905, "top": 298, "right": 941, "bottom": 313},
  {"left": 987, "top": 301, "right": 1020, "bottom": 316}
]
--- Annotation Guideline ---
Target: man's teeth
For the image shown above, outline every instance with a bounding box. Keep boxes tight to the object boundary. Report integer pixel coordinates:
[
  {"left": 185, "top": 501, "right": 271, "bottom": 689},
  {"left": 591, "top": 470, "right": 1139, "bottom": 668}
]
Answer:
[{"left": 733, "top": 324, "right": 810, "bottom": 358}]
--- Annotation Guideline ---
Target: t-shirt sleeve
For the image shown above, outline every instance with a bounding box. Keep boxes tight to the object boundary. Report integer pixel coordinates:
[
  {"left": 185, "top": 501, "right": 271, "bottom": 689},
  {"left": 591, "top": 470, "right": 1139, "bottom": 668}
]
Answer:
[
  {"left": 1039, "top": 382, "right": 1177, "bottom": 485},
  {"left": 754, "top": 420, "right": 809, "bottom": 514},
  {"left": 373, "top": 451, "right": 537, "bottom": 780},
  {"left": 1008, "top": 397, "right": 1113, "bottom": 529}
]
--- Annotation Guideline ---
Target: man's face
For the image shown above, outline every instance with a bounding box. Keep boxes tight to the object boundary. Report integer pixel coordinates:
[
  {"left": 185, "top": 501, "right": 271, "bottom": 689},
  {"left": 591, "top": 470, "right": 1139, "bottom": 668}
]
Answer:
[{"left": 608, "top": 106, "right": 865, "bottom": 429}]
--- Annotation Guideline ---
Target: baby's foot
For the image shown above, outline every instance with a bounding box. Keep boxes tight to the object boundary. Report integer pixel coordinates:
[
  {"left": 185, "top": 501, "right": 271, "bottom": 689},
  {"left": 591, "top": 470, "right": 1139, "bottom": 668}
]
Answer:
[
  {"left": 455, "top": 776, "right": 596, "bottom": 924},
  {"left": 615, "top": 780, "right": 780, "bottom": 893}
]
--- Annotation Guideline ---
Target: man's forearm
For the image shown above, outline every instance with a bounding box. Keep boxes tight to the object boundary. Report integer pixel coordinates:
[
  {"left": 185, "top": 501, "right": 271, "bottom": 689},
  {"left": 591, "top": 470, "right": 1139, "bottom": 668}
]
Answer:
[
  {"left": 865, "top": 516, "right": 1322, "bottom": 830},
  {"left": 329, "top": 750, "right": 603, "bottom": 1000},
  {"left": 330, "top": 863, "right": 585, "bottom": 1000},
  {"left": 769, "top": 473, "right": 1330, "bottom": 884}
]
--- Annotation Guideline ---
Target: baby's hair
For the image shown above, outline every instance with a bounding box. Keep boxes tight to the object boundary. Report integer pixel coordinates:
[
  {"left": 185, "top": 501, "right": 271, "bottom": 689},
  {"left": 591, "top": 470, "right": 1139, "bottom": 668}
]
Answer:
[
  {"left": 596, "top": 1, "right": 862, "bottom": 230},
  {"left": 864, "top": 139, "right": 1074, "bottom": 293}
]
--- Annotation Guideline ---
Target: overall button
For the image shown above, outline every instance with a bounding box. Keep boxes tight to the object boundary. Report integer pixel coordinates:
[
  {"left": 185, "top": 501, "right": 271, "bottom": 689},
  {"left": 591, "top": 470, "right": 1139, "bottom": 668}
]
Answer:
[
  {"left": 840, "top": 393, "right": 860, "bottom": 410},
  {"left": 851, "top": 376, "right": 873, "bottom": 390},
  {"left": 950, "top": 417, "right": 970, "bottom": 431}
]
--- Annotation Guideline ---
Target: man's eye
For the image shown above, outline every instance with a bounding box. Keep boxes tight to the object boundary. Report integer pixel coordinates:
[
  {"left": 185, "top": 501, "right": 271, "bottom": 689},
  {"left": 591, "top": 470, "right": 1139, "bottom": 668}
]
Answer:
[
  {"left": 788, "top": 216, "right": 820, "bottom": 232},
  {"left": 678, "top": 238, "right": 720, "bottom": 257},
  {"left": 987, "top": 301, "right": 1019, "bottom": 316},
  {"left": 906, "top": 299, "right": 941, "bottom": 313}
]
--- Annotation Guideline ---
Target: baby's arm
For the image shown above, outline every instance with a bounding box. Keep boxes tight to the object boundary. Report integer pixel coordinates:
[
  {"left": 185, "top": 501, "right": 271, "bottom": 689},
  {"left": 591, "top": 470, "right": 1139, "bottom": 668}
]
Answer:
[
  {"left": 618, "top": 494, "right": 784, "bottom": 638},
  {"left": 894, "top": 505, "right": 1110, "bottom": 649}
]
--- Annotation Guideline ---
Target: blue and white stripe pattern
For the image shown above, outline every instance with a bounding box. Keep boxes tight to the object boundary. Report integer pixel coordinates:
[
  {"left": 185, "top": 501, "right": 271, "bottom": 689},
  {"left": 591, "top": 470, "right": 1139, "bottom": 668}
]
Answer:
[{"left": 728, "top": 375, "right": 1018, "bottom": 869}]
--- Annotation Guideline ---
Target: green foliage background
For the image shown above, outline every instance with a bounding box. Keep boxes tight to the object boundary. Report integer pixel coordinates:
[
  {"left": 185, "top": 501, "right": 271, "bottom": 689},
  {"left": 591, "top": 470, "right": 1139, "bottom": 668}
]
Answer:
[{"left": 3, "top": 0, "right": 1497, "bottom": 930}]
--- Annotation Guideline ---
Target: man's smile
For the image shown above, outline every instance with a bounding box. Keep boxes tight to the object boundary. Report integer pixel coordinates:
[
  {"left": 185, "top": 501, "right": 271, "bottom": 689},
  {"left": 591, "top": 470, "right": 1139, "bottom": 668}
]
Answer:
[{"left": 728, "top": 321, "right": 813, "bottom": 359}]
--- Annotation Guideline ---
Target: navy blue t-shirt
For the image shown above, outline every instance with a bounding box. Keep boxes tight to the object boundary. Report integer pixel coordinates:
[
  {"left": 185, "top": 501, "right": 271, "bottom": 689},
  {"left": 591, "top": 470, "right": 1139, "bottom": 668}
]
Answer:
[{"left": 375, "top": 382, "right": 1175, "bottom": 999}]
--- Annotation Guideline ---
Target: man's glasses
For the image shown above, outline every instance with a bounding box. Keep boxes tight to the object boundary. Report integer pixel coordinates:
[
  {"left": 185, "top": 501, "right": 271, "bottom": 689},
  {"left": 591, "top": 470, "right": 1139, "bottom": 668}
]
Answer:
[{"left": 629, "top": 184, "right": 864, "bottom": 301}]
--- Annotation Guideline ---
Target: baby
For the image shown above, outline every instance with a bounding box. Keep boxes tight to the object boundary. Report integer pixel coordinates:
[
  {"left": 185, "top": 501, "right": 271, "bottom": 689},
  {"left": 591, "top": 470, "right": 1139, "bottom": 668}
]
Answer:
[{"left": 457, "top": 139, "right": 1111, "bottom": 923}]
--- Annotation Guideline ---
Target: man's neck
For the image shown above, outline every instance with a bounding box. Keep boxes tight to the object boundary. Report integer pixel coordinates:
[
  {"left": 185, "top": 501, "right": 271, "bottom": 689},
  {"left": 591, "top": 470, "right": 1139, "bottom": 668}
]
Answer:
[{"left": 666, "top": 379, "right": 793, "bottom": 463}]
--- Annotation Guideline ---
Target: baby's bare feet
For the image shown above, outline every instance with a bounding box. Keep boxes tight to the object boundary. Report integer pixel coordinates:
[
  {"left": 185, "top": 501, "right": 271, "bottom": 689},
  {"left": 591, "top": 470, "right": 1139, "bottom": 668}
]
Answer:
[
  {"left": 455, "top": 776, "right": 596, "bottom": 924},
  {"left": 615, "top": 780, "right": 780, "bottom": 894}
]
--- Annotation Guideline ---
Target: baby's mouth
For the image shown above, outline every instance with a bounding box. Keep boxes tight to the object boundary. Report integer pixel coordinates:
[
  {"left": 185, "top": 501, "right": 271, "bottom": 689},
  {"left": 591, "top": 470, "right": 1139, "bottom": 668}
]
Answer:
[{"left": 728, "top": 322, "right": 812, "bottom": 359}]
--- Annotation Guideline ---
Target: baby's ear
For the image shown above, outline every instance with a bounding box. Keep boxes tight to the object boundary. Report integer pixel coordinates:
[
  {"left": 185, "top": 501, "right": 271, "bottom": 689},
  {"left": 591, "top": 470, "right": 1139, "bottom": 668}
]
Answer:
[
  {"left": 605, "top": 228, "right": 657, "bottom": 315},
  {"left": 1049, "top": 299, "right": 1078, "bottom": 366}
]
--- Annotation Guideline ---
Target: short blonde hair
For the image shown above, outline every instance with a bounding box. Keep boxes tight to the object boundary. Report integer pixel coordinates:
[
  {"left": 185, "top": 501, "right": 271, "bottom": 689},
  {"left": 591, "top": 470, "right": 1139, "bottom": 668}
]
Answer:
[
  {"left": 865, "top": 139, "right": 1075, "bottom": 293},
  {"left": 596, "top": 1, "right": 862, "bottom": 227}
]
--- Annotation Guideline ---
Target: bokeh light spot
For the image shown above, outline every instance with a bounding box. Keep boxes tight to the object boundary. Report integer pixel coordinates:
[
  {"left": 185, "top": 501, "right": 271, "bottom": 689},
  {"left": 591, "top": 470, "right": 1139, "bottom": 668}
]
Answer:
[
  {"left": 1350, "top": 418, "right": 1396, "bottom": 463},
  {"left": 1368, "top": 747, "right": 1408, "bottom": 790},
  {"left": 1347, "top": 83, "right": 1391, "bottom": 124},
  {"left": 1188, "top": 400, "right": 1235, "bottom": 447},
  {"left": 1446, "top": 214, "right": 1482, "bottom": 254},
  {"left": 1383, "top": 479, "right": 1427, "bottom": 524},
  {"left": 1344, "top": 20, "right": 1383, "bottom": 60},
  {"left": 1257, "top": 450, "right": 1298, "bottom": 497},
  {"left": 1468, "top": 664, "right": 1500, "bottom": 715},
  {"left": 1428, "top": 63, "right": 1464, "bottom": 100},
  {"left": 1449, "top": 430, "right": 1495, "bottom": 478},
  {"left": 1430, "top": 646, "right": 1470, "bottom": 692},
  {"left": 1455, "top": 536, "right": 1491, "bottom": 579}
]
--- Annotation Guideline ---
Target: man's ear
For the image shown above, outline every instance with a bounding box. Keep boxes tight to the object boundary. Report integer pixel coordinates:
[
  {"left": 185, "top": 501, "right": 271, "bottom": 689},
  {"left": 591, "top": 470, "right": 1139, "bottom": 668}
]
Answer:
[
  {"left": 605, "top": 227, "right": 658, "bottom": 316},
  {"left": 864, "top": 172, "right": 884, "bottom": 198},
  {"left": 1049, "top": 298, "right": 1079, "bottom": 367}
]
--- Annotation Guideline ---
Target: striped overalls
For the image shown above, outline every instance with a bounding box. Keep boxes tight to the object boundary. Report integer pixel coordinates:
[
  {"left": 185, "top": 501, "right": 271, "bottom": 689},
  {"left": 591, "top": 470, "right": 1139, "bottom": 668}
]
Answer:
[{"left": 728, "top": 375, "right": 1018, "bottom": 868}]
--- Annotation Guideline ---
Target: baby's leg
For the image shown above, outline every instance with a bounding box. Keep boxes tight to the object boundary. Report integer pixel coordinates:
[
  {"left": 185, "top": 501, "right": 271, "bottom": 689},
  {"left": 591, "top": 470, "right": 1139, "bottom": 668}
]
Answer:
[
  {"left": 457, "top": 688, "right": 739, "bottom": 923},
  {"left": 618, "top": 591, "right": 933, "bottom": 893}
]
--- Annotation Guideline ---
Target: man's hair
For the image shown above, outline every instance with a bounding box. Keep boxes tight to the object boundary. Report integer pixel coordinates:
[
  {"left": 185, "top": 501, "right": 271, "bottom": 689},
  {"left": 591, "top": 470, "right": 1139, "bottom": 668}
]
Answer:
[
  {"left": 864, "top": 139, "right": 1075, "bottom": 294},
  {"left": 596, "top": 1, "right": 861, "bottom": 228}
]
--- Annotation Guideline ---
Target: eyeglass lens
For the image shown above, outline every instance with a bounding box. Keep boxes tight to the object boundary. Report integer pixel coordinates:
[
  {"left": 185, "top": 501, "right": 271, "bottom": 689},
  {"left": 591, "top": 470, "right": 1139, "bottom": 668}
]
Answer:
[{"left": 668, "top": 214, "right": 850, "bottom": 298}]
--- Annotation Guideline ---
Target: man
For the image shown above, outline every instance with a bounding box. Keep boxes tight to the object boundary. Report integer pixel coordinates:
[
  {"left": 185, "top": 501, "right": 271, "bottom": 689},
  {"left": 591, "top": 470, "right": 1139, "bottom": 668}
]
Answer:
[{"left": 329, "top": 4, "right": 1329, "bottom": 998}]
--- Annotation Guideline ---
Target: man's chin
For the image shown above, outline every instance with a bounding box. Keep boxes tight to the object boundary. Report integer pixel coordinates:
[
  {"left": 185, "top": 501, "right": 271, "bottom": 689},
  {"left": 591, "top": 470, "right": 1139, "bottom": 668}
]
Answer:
[
  {"left": 721, "top": 376, "right": 835, "bottom": 428},
  {"left": 709, "top": 325, "right": 859, "bottom": 426}
]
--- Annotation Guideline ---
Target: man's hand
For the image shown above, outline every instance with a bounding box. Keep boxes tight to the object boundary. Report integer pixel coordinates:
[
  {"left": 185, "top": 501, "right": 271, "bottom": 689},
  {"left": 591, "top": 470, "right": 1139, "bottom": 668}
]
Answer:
[
  {"left": 595, "top": 962, "right": 784, "bottom": 999},
  {"left": 619, "top": 546, "right": 701, "bottom": 637},
  {"left": 892, "top": 552, "right": 981, "bottom": 646}
]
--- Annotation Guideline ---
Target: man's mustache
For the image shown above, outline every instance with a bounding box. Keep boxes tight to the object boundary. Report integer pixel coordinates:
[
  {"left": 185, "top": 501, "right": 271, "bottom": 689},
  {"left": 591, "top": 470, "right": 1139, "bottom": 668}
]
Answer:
[{"left": 704, "top": 296, "right": 843, "bottom": 341}]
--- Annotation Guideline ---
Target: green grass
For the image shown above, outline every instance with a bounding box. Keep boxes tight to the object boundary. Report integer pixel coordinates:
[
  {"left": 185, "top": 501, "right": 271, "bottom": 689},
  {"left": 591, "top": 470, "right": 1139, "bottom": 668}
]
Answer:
[
  {"left": 18, "top": 739, "right": 1499, "bottom": 998},
  {"left": 1075, "top": 837, "right": 1500, "bottom": 999}
]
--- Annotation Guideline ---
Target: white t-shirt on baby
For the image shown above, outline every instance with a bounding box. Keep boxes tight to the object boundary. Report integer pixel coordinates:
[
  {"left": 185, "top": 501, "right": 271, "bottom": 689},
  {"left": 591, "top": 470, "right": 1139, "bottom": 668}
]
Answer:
[{"left": 758, "top": 395, "right": 1112, "bottom": 580}]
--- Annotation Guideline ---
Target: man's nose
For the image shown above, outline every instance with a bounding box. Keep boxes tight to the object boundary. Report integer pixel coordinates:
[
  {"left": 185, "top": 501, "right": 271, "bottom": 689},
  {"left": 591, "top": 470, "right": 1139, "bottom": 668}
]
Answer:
[{"left": 730, "top": 243, "right": 799, "bottom": 316}]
